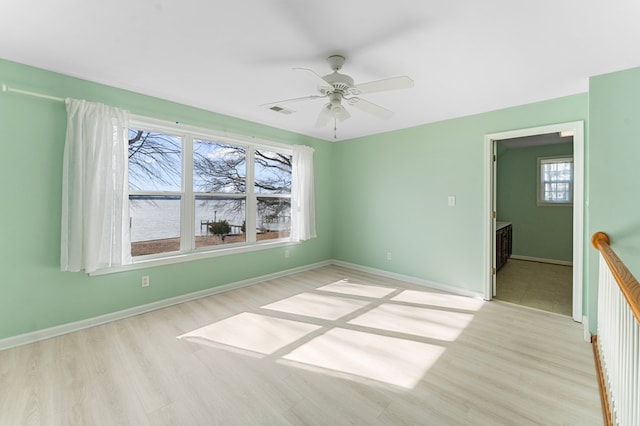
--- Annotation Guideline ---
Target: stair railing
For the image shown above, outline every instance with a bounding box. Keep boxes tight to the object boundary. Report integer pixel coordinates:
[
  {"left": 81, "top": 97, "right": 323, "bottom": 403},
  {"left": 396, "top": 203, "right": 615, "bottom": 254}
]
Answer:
[{"left": 591, "top": 232, "right": 640, "bottom": 426}]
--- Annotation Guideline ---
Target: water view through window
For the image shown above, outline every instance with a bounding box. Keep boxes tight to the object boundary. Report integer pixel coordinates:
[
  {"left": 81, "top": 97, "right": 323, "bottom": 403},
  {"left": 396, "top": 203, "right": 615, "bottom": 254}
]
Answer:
[{"left": 128, "top": 126, "right": 292, "bottom": 257}]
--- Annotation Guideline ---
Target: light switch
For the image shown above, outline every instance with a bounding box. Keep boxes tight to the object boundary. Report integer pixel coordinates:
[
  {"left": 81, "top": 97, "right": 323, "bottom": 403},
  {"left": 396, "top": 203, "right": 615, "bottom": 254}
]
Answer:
[{"left": 448, "top": 196, "right": 456, "bottom": 207}]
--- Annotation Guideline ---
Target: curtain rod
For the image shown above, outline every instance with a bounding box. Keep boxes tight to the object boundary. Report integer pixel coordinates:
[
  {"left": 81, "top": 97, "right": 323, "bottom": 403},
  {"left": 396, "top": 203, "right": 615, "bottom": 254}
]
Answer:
[
  {"left": 1, "top": 83, "right": 301, "bottom": 149},
  {"left": 1, "top": 83, "right": 65, "bottom": 102}
]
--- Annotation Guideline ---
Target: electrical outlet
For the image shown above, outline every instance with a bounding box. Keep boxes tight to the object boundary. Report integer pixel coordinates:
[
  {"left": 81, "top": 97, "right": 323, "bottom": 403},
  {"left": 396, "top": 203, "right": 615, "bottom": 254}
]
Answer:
[
  {"left": 448, "top": 195, "right": 456, "bottom": 207},
  {"left": 284, "top": 249, "right": 290, "bottom": 258},
  {"left": 141, "top": 275, "right": 150, "bottom": 288},
  {"left": 386, "top": 252, "right": 392, "bottom": 261}
]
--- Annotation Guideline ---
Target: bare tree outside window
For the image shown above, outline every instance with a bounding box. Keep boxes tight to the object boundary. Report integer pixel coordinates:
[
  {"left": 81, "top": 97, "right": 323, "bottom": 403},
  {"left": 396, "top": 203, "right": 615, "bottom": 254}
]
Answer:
[
  {"left": 127, "top": 129, "right": 292, "bottom": 256},
  {"left": 128, "top": 130, "right": 181, "bottom": 191}
]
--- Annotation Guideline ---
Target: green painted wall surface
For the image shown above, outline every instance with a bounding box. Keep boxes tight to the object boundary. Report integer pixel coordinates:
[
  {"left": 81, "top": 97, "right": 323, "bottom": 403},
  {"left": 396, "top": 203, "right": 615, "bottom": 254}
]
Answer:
[
  {"left": 9, "top": 54, "right": 630, "bottom": 343},
  {"left": 497, "top": 142, "right": 574, "bottom": 262},
  {"left": 0, "top": 59, "right": 333, "bottom": 340},
  {"left": 332, "top": 95, "right": 588, "bottom": 295},
  {"left": 588, "top": 66, "right": 640, "bottom": 332}
]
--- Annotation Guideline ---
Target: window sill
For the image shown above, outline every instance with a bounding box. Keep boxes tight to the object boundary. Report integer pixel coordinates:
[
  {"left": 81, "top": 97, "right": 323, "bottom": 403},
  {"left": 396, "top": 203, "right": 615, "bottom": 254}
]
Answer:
[
  {"left": 89, "top": 239, "right": 299, "bottom": 276},
  {"left": 536, "top": 202, "right": 573, "bottom": 207}
]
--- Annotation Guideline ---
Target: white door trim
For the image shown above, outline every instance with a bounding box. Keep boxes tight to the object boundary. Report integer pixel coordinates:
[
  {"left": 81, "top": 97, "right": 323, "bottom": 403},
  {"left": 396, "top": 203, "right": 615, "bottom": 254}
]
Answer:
[{"left": 483, "top": 121, "right": 584, "bottom": 323}]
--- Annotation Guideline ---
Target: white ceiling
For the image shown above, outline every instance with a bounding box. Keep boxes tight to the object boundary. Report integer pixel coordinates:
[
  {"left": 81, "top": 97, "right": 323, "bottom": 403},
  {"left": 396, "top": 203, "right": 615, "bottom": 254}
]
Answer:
[{"left": 1, "top": 0, "right": 640, "bottom": 141}]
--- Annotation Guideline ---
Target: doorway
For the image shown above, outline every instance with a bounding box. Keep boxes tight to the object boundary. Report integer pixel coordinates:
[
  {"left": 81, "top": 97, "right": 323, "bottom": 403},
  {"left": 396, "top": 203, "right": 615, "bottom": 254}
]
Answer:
[
  {"left": 483, "top": 122, "right": 584, "bottom": 323},
  {"left": 494, "top": 133, "right": 574, "bottom": 315}
]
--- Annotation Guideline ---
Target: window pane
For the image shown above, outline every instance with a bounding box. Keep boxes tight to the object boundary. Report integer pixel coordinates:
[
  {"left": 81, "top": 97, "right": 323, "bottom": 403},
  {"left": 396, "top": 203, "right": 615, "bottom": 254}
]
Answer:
[
  {"left": 255, "top": 149, "right": 292, "bottom": 194},
  {"left": 540, "top": 158, "right": 573, "bottom": 203},
  {"left": 128, "top": 129, "right": 182, "bottom": 191},
  {"left": 195, "top": 196, "right": 246, "bottom": 249},
  {"left": 193, "top": 141, "right": 246, "bottom": 193},
  {"left": 130, "top": 195, "right": 181, "bottom": 256},
  {"left": 544, "top": 183, "right": 571, "bottom": 202},
  {"left": 257, "top": 197, "right": 291, "bottom": 241}
]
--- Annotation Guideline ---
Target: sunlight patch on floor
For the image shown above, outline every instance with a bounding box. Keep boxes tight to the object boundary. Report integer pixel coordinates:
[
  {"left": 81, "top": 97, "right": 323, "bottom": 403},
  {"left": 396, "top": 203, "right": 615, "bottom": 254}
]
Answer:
[
  {"left": 178, "top": 274, "right": 482, "bottom": 390},
  {"left": 261, "top": 292, "right": 370, "bottom": 320},
  {"left": 348, "top": 303, "right": 474, "bottom": 341},
  {"left": 177, "top": 312, "right": 320, "bottom": 355},
  {"left": 392, "top": 289, "right": 485, "bottom": 311},
  {"left": 280, "top": 328, "right": 445, "bottom": 389},
  {"left": 316, "top": 279, "right": 397, "bottom": 298}
]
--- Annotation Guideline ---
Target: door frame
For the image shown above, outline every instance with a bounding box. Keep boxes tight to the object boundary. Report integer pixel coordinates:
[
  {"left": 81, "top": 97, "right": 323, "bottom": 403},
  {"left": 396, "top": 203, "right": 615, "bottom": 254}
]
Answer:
[{"left": 483, "top": 121, "right": 584, "bottom": 323}]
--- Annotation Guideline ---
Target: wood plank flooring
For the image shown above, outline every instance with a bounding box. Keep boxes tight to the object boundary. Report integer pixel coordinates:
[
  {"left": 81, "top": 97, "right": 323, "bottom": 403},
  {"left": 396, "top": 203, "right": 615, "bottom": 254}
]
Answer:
[{"left": 0, "top": 265, "right": 601, "bottom": 425}]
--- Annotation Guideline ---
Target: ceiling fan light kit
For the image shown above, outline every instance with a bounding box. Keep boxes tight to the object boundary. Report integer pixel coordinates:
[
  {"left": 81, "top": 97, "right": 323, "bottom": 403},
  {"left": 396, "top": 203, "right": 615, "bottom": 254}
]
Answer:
[{"left": 265, "top": 54, "right": 414, "bottom": 137}]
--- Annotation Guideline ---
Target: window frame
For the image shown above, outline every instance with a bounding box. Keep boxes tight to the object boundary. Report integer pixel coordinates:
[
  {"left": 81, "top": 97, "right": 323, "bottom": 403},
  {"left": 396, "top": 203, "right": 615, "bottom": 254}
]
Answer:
[
  {"left": 93, "top": 116, "right": 296, "bottom": 275},
  {"left": 537, "top": 155, "right": 574, "bottom": 206}
]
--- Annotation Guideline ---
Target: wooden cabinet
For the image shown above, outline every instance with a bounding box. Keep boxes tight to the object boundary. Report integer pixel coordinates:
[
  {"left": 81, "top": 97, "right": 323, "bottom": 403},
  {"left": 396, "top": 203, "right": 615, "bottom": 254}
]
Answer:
[{"left": 496, "top": 222, "right": 512, "bottom": 271}]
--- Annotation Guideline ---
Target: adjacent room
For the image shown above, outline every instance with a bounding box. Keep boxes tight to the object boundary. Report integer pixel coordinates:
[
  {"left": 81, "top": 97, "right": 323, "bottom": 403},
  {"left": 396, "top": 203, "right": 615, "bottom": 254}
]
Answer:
[
  {"left": 2, "top": 1, "right": 640, "bottom": 424},
  {"left": 495, "top": 132, "right": 575, "bottom": 316}
]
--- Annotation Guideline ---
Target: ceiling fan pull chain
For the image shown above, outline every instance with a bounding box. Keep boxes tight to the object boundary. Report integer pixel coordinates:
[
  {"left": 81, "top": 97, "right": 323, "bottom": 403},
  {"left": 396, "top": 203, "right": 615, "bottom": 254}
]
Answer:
[{"left": 334, "top": 118, "right": 338, "bottom": 139}]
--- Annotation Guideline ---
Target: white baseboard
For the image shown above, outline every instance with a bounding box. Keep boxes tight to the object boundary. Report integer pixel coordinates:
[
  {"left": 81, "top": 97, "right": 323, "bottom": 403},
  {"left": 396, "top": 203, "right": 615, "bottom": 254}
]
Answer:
[
  {"left": 0, "top": 260, "right": 331, "bottom": 352},
  {"left": 331, "top": 260, "right": 485, "bottom": 299},
  {"left": 510, "top": 255, "right": 573, "bottom": 266}
]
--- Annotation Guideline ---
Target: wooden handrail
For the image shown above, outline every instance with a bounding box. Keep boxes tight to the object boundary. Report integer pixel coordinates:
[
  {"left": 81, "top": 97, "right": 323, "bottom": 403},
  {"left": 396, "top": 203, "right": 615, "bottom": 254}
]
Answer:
[{"left": 591, "top": 232, "right": 640, "bottom": 325}]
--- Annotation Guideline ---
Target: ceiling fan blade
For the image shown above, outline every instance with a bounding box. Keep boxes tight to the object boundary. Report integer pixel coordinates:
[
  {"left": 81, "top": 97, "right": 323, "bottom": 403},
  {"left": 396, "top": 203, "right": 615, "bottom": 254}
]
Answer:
[
  {"left": 315, "top": 104, "right": 333, "bottom": 128},
  {"left": 260, "top": 94, "right": 326, "bottom": 107},
  {"left": 294, "top": 67, "right": 334, "bottom": 91},
  {"left": 349, "top": 97, "right": 394, "bottom": 119},
  {"left": 353, "top": 76, "right": 414, "bottom": 95}
]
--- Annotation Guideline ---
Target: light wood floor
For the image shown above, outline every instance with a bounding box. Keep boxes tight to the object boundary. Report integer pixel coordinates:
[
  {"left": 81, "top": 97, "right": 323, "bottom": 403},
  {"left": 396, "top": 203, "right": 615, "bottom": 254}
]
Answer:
[
  {"left": 0, "top": 265, "right": 601, "bottom": 425},
  {"left": 496, "top": 259, "right": 573, "bottom": 316}
]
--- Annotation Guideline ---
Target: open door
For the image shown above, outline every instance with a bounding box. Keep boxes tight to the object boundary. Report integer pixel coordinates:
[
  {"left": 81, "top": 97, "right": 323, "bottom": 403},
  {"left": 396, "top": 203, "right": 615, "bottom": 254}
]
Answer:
[{"left": 492, "top": 139, "right": 497, "bottom": 297}]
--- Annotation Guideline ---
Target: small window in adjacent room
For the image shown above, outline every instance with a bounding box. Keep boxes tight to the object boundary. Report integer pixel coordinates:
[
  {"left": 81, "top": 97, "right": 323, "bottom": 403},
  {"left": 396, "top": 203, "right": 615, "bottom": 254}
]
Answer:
[{"left": 537, "top": 156, "right": 573, "bottom": 205}]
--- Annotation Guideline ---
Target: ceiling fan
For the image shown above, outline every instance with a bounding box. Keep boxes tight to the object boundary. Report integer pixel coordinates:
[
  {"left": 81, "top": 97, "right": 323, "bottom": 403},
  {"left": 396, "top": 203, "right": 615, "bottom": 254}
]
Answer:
[{"left": 266, "top": 55, "right": 414, "bottom": 128}]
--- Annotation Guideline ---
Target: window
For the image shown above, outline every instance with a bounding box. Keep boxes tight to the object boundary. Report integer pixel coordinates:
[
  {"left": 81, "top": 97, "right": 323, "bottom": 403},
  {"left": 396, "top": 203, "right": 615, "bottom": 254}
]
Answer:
[
  {"left": 537, "top": 156, "right": 573, "bottom": 205},
  {"left": 128, "top": 119, "right": 293, "bottom": 259},
  {"left": 129, "top": 130, "right": 182, "bottom": 256}
]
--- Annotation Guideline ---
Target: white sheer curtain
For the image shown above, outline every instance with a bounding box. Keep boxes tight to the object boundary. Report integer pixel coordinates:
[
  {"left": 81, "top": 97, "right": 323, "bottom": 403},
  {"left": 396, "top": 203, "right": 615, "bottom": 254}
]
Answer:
[
  {"left": 60, "top": 99, "right": 131, "bottom": 273},
  {"left": 290, "top": 145, "right": 317, "bottom": 241}
]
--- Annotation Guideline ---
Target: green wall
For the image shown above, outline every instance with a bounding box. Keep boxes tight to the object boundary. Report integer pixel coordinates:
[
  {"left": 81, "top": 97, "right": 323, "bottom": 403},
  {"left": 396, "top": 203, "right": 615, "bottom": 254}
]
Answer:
[
  {"left": 332, "top": 95, "right": 588, "bottom": 295},
  {"left": 497, "top": 141, "right": 574, "bottom": 262},
  {"left": 588, "top": 66, "right": 640, "bottom": 332},
  {"left": 4, "top": 55, "right": 640, "bottom": 342},
  {"left": 0, "top": 59, "right": 333, "bottom": 340}
]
